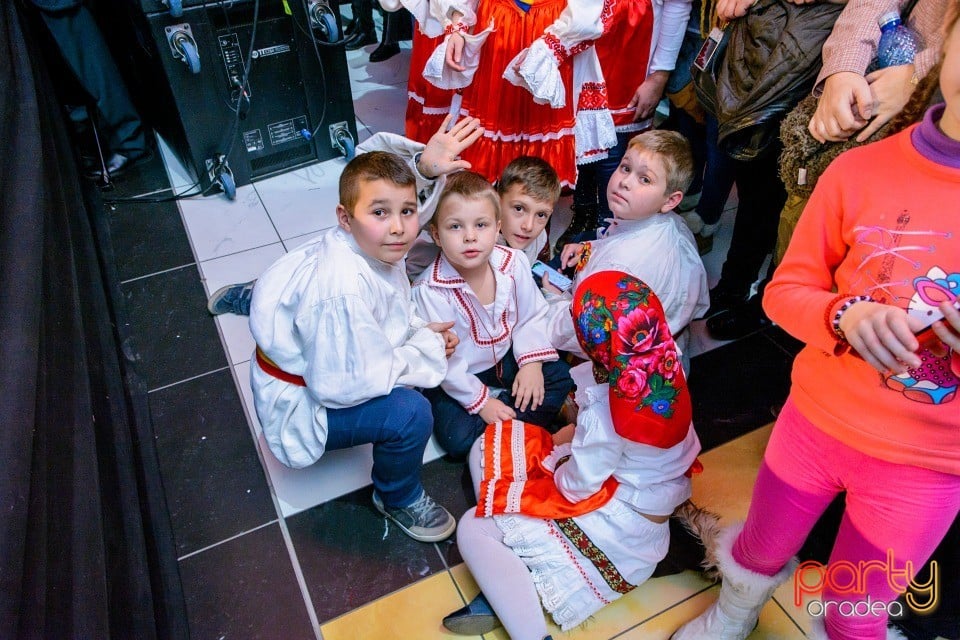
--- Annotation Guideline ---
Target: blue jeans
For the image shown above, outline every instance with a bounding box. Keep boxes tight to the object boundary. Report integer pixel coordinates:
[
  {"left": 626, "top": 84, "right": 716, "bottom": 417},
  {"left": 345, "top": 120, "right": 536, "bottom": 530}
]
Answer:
[
  {"left": 662, "top": 111, "right": 735, "bottom": 226},
  {"left": 423, "top": 351, "right": 573, "bottom": 459},
  {"left": 325, "top": 387, "right": 432, "bottom": 508}
]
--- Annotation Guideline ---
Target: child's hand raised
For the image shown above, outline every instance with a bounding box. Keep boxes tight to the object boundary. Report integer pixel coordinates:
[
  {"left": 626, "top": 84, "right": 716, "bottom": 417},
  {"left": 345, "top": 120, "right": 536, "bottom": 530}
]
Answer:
[
  {"left": 838, "top": 301, "right": 923, "bottom": 373},
  {"left": 418, "top": 116, "right": 484, "bottom": 178},
  {"left": 541, "top": 272, "right": 563, "bottom": 295},
  {"left": 427, "top": 321, "right": 459, "bottom": 358},
  {"left": 479, "top": 396, "right": 516, "bottom": 424},
  {"left": 512, "top": 362, "right": 544, "bottom": 412}
]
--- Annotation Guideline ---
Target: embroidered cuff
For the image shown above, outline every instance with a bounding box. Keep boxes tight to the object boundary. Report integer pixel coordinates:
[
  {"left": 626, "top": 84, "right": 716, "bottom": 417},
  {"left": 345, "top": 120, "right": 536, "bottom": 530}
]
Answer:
[
  {"left": 443, "top": 21, "right": 467, "bottom": 36},
  {"left": 516, "top": 348, "right": 558, "bottom": 367},
  {"left": 465, "top": 385, "right": 489, "bottom": 415}
]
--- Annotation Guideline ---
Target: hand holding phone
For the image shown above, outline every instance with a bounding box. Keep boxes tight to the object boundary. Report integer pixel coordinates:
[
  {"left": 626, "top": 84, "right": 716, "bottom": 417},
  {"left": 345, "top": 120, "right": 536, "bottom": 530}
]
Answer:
[{"left": 532, "top": 260, "right": 573, "bottom": 292}]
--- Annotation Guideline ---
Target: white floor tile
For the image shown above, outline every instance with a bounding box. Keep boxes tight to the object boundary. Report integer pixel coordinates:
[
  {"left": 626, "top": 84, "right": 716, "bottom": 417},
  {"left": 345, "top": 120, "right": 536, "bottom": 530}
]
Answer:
[
  {"left": 179, "top": 185, "right": 280, "bottom": 261},
  {"left": 199, "top": 243, "right": 287, "bottom": 365},
  {"left": 353, "top": 86, "right": 409, "bottom": 136},
  {"left": 234, "top": 360, "right": 446, "bottom": 517},
  {"left": 254, "top": 158, "right": 344, "bottom": 240}
]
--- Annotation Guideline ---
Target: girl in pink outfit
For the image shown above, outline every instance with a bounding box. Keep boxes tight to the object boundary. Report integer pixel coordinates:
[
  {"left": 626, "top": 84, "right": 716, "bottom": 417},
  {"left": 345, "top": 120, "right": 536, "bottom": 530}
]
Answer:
[{"left": 671, "top": 5, "right": 960, "bottom": 640}]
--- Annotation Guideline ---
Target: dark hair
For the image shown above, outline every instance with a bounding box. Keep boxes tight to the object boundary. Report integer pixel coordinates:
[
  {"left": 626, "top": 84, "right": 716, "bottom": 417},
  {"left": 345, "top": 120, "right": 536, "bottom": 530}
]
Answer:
[
  {"left": 626, "top": 130, "right": 695, "bottom": 195},
  {"left": 497, "top": 156, "right": 561, "bottom": 204},
  {"left": 339, "top": 151, "right": 416, "bottom": 214},
  {"left": 431, "top": 171, "right": 501, "bottom": 227}
]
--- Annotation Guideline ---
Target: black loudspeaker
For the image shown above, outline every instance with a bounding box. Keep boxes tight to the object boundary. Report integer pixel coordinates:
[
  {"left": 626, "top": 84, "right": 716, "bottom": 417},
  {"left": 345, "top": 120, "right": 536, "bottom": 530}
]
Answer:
[{"left": 135, "top": 0, "right": 355, "bottom": 194}]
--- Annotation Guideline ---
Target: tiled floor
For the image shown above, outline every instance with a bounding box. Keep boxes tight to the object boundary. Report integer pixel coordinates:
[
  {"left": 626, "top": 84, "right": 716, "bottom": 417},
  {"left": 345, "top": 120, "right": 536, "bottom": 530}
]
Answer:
[{"left": 101, "top": 16, "right": 819, "bottom": 640}]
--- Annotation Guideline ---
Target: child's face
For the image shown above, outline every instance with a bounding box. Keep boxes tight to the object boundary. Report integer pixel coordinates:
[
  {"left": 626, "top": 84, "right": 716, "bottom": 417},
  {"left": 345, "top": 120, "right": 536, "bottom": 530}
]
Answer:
[
  {"left": 498, "top": 184, "right": 555, "bottom": 250},
  {"left": 431, "top": 195, "right": 500, "bottom": 273},
  {"left": 941, "top": 18, "right": 960, "bottom": 141},
  {"left": 336, "top": 178, "right": 419, "bottom": 264},
  {"left": 606, "top": 147, "right": 682, "bottom": 222}
]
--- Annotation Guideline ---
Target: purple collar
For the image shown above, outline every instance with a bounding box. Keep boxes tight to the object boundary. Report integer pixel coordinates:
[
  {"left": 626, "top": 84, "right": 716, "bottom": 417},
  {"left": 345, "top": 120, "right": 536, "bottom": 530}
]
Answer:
[{"left": 911, "top": 104, "right": 960, "bottom": 168}]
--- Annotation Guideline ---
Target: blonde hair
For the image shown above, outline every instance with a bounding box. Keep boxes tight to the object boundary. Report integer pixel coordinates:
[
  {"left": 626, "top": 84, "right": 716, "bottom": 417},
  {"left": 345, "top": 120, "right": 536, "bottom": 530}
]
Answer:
[
  {"left": 339, "top": 151, "right": 415, "bottom": 214},
  {"left": 626, "top": 130, "right": 695, "bottom": 195},
  {"left": 496, "top": 156, "right": 561, "bottom": 205},
  {"left": 431, "top": 171, "right": 501, "bottom": 227}
]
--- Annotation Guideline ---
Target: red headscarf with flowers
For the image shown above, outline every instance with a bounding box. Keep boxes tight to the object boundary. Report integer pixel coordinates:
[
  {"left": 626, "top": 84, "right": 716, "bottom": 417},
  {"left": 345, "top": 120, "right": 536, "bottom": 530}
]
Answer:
[{"left": 572, "top": 271, "right": 692, "bottom": 448}]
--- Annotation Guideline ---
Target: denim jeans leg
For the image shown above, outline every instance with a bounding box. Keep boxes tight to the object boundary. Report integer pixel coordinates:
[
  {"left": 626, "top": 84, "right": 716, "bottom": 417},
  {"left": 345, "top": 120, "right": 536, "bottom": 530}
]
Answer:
[
  {"left": 477, "top": 350, "right": 573, "bottom": 431},
  {"left": 421, "top": 385, "right": 487, "bottom": 460},
  {"left": 697, "top": 114, "right": 736, "bottom": 226},
  {"left": 325, "top": 388, "right": 431, "bottom": 508}
]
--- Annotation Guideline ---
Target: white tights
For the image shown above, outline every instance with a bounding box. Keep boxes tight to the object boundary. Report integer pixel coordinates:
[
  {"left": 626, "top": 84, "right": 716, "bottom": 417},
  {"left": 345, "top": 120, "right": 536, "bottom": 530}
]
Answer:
[{"left": 457, "top": 441, "right": 549, "bottom": 640}]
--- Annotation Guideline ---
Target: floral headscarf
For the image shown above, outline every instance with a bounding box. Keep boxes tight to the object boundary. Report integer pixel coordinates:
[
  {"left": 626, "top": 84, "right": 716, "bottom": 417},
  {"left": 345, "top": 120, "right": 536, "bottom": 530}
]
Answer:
[{"left": 572, "top": 271, "right": 692, "bottom": 448}]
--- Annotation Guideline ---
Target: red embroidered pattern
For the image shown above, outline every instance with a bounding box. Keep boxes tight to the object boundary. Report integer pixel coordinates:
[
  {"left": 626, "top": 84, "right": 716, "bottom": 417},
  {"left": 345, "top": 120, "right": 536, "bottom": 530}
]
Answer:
[
  {"left": 555, "top": 518, "right": 636, "bottom": 595},
  {"left": 517, "top": 348, "right": 558, "bottom": 367},
  {"left": 547, "top": 523, "right": 609, "bottom": 604},
  {"left": 542, "top": 33, "right": 568, "bottom": 64},
  {"left": 452, "top": 288, "right": 512, "bottom": 347},
  {"left": 466, "top": 385, "right": 490, "bottom": 414},
  {"left": 577, "top": 82, "right": 608, "bottom": 111},
  {"left": 443, "top": 22, "right": 467, "bottom": 36}
]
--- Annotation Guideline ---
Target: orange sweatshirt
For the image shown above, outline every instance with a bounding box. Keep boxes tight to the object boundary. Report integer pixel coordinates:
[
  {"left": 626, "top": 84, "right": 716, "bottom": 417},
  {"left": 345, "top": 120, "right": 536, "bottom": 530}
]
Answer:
[{"left": 764, "top": 127, "right": 960, "bottom": 475}]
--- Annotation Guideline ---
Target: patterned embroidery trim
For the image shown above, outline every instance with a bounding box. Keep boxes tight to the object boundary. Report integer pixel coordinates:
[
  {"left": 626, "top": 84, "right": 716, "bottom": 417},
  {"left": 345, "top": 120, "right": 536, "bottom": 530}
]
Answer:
[
  {"left": 483, "top": 423, "right": 505, "bottom": 517},
  {"left": 452, "top": 289, "right": 512, "bottom": 346},
  {"left": 466, "top": 385, "right": 490, "bottom": 414},
  {"left": 443, "top": 22, "right": 467, "bottom": 36},
  {"left": 542, "top": 33, "right": 568, "bottom": 64},
  {"left": 554, "top": 518, "right": 636, "bottom": 595},
  {"left": 504, "top": 422, "right": 527, "bottom": 512},
  {"left": 547, "top": 522, "right": 609, "bottom": 605},
  {"left": 516, "top": 348, "right": 558, "bottom": 367},
  {"left": 577, "top": 82, "right": 609, "bottom": 111}
]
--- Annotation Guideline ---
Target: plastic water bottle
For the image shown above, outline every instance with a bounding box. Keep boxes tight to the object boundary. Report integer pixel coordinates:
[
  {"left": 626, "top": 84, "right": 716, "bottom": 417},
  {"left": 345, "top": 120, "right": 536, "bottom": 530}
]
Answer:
[{"left": 877, "top": 11, "right": 918, "bottom": 68}]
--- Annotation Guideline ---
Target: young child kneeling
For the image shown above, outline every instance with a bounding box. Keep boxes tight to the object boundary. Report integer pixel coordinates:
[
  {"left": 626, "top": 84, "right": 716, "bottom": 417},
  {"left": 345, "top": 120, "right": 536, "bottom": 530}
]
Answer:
[
  {"left": 413, "top": 171, "right": 574, "bottom": 459},
  {"left": 249, "top": 151, "right": 457, "bottom": 542},
  {"left": 444, "top": 271, "right": 702, "bottom": 639}
]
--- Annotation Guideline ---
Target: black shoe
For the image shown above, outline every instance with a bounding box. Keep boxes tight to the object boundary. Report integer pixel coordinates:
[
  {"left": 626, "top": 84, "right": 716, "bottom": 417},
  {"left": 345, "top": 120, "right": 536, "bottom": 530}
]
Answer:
[
  {"left": 442, "top": 593, "right": 501, "bottom": 635},
  {"left": 342, "top": 19, "right": 358, "bottom": 37},
  {"left": 704, "top": 281, "right": 749, "bottom": 318},
  {"left": 344, "top": 29, "right": 377, "bottom": 50},
  {"left": 705, "top": 298, "right": 770, "bottom": 341},
  {"left": 369, "top": 42, "right": 400, "bottom": 62}
]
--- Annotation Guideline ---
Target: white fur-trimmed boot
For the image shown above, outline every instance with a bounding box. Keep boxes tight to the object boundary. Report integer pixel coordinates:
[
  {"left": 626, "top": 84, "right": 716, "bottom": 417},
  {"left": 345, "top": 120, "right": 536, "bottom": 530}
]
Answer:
[
  {"left": 807, "top": 610, "right": 909, "bottom": 639},
  {"left": 671, "top": 523, "right": 798, "bottom": 640}
]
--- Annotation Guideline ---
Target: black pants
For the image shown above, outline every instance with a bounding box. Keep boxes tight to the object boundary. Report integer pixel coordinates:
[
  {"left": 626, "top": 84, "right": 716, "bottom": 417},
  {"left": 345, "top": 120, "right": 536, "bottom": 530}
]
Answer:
[
  {"left": 39, "top": 4, "right": 146, "bottom": 158},
  {"left": 717, "top": 140, "right": 787, "bottom": 296},
  {"left": 423, "top": 350, "right": 573, "bottom": 459}
]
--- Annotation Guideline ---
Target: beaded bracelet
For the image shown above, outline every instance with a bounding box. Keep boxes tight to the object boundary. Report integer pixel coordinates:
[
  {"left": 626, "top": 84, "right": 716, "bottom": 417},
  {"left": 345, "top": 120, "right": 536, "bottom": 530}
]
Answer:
[{"left": 831, "top": 295, "right": 873, "bottom": 341}]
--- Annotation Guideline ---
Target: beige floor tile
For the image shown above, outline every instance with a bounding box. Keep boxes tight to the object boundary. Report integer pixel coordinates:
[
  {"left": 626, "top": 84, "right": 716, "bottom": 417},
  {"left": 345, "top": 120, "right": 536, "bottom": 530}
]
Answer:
[
  {"left": 320, "top": 569, "right": 478, "bottom": 640},
  {"left": 691, "top": 424, "right": 774, "bottom": 525}
]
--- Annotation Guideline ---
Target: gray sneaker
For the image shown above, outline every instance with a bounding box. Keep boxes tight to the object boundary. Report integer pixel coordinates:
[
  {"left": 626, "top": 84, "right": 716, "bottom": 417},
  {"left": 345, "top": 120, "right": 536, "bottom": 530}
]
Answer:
[
  {"left": 372, "top": 490, "right": 456, "bottom": 542},
  {"left": 207, "top": 280, "right": 255, "bottom": 316}
]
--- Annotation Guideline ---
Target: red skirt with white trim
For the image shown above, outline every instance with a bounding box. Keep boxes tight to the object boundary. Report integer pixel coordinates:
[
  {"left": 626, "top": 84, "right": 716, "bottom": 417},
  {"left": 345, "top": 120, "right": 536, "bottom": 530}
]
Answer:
[
  {"left": 596, "top": 0, "right": 653, "bottom": 130},
  {"left": 458, "top": 0, "right": 577, "bottom": 187},
  {"left": 406, "top": 29, "right": 456, "bottom": 143}
]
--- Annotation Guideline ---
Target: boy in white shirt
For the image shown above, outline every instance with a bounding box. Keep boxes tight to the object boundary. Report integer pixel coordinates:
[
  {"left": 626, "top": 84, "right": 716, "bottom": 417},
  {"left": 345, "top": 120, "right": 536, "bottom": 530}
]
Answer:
[
  {"left": 546, "top": 130, "right": 709, "bottom": 369},
  {"left": 412, "top": 171, "right": 573, "bottom": 459},
  {"left": 249, "top": 152, "right": 458, "bottom": 543}
]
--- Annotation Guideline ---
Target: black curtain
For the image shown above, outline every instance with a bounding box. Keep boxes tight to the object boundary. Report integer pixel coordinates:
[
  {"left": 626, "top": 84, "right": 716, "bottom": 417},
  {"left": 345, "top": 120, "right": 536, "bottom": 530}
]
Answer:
[{"left": 0, "top": 2, "right": 188, "bottom": 638}]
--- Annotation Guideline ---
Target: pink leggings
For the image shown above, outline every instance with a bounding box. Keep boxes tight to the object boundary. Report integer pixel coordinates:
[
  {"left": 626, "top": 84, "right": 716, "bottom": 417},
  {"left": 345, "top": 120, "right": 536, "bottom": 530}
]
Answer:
[{"left": 732, "top": 399, "right": 960, "bottom": 640}]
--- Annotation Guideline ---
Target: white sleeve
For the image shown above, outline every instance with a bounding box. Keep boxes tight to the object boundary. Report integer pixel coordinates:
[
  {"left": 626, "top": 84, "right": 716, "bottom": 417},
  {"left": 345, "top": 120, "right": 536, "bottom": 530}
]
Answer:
[
  {"left": 648, "top": 0, "right": 692, "bottom": 73},
  {"left": 510, "top": 252, "right": 559, "bottom": 366},
  {"left": 545, "top": 290, "right": 585, "bottom": 356},
  {"left": 301, "top": 293, "right": 447, "bottom": 408},
  {"left": 502, "top": 0, "right": 610, "bottom": 107},
  {"left": 553, "top": 404, "right": 624, "bottom": 501},
  {"left": 411, "top": 284, "right": 490, "bottom": 413}
]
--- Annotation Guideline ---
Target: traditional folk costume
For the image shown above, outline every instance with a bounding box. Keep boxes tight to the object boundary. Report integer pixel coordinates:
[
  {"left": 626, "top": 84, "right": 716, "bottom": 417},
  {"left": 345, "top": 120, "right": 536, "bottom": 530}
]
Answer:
[
  {"left": 546, "top": 213, "right": 709, "bottom": 366},
  {"left": 462, "top": 271, "right": 701, "bottom": 634},
  {"left": 249, "top": 226, "right": 447, "bottom": 469},
  {"left": 412, "top": 245, "right": 572, "bottom": 457}
]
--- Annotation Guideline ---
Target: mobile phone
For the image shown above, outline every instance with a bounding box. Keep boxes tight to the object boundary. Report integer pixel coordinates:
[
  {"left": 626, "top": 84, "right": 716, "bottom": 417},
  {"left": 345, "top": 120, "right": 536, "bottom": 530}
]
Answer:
[
  {"left": 913, "top": 300, "right": 960, "bottom": 351},
  {"left": 693, "top": 27, "right": 725, "bottom": 71},
  {"left": 531, "top": 260, "right": 573, "bottom": 292}
]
